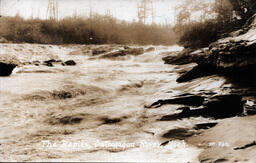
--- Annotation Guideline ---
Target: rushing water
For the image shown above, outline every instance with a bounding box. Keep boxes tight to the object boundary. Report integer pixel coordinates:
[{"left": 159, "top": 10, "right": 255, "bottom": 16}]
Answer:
[{"left": 0, "top": 44, "right": 223, "bottom": 161}]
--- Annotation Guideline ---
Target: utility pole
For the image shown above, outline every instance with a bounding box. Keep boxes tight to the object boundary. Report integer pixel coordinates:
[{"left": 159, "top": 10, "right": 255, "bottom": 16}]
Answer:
[
  {"left": 105, "top": 8, "right": 112, "bottom": 17},
  {"left": 0, "top": 0, "right": 2, "bottom": 17},
  {"left": 137, "top": 0, "right": 154, "bottom": 24},
  {"left": 89, "top": 0, "right": 93, "bottom": 18},
  {"left": 47, "top": 0, "right": 58, "bottom": 20}
]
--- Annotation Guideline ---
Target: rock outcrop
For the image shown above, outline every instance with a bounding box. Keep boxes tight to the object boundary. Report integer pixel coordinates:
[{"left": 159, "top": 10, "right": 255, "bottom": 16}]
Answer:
[
  {"left": 166, "top": 14, "right": 256, "bottom": 85},
  {"left": 97, "top": 47, "right": 144, "bottom": 59},
  {"left": 156, "top": 94, "right": 244, "bottom": 120},
  {"left": 148, "top": 94, "right": 205, "bottom": 108},
  {"left": 0, "top": 62, "right": 17, "bottom": 76},
  {"left": 162, "top": 48, "right": 207, "bottom": 65}
]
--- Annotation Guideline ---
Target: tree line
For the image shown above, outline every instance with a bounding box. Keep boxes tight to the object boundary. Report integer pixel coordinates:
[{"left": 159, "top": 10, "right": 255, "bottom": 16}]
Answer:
[
  {"left": 0, "top": 14, "right": 177, "bottom": 45},
  {"left": 174, "top": 0, "right": 256, "bottom": 48}
]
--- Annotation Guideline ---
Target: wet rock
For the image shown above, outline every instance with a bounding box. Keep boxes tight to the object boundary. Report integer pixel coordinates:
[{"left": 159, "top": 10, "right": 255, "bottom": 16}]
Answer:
[
  {"left": 45, "top": 62, "right": 53, "bottom": 67},
  {"left": 63, "top": 60, "right": 76, "bottom": 66},
  {"left": 160, "top": 140, "right": 170, "bottom": 146},
  {"left": 22, "top": 61, "right": 32, "bottom": 65},
  {"left": 92, "top": 49, "right": 107, "bottom": 56},
  {"left": 149, "top": 95, "right": 204, "bottom": 108},
  {"left": 177, "top": 107, "right": 205, "bottom": 119},
  {"left": 101, "top": 50, "right": 126, "bottom": 58},
  {"left": 176, "top": 64, "right": 218, "bottom": 83},
  {"left": 222, "top": 64, "right": 256, "bottom": 87},
  {"left": 186, "top": 94, "right": 243, "bottom": 119},
  {"left": 177, "top": 63, "right": 256, "bottom": 86},
  {"left": 52, "top": 91, "right": 73, "bottom": 99},
  {"left": 100, "top": 47, "right": 144, "bottom": 59},
  {"left": 159, "top": 114, "right": 179, "bottom": 121},
  {"left": 0, "top": 62, "right": 17, "bottom": 76},
  {"left": 204, "top": 94, "right": 244, "bottom": 118},
  {"left": 32, "top": 61, "right": 41, "bottom": 66},
  {"left": 145, "top": 47, "right": 155, "bottom": 52},
  {"left": 163, "top": 48, "right": 207, "bottom": 65},
  {"left": 162, "top": 128, "right": 195, "bottom": 140},
  {"left": 127, "top": 47, "right": 144, "bottom": 55},
  {"left": 48, "top": 115, "right": 84, "bottom": 125},
  {"left": 234, "top": 141, "right": 256, "bottom": 150},
  {"left": 162, "top": 94, "right": 244, "bottom": 120},
  {"left": 43, "top": 59, "right": 58, "bottom": 67},
  {"left": 159, "top": 107, "right": 203, "bottom": 121},
  {"left": 194, "top": 122, "right": 218, "bottom": 130},
  {"left": 176, "top": 106, "right": 190, "bottom": 111},
  {"left": 59, "top": 116, "right": 83, "bottom": 125},
  {"left": 214, "top": 158, "right": 229, "bottom": 163},
  {"left": 123, "top": 45, "right": 130, "bottom": 49},
  {"left": 207, "top": 39, "right": 256, "bottom": 69},
  {"left": 245, "top": 106, "right": 256, "bottom": 115},
  {"left": 101, "top": 117, "right": 121, "bottom": 124},
  {"left": 44, "top": 59, "right": 56, "bottom": 64}
]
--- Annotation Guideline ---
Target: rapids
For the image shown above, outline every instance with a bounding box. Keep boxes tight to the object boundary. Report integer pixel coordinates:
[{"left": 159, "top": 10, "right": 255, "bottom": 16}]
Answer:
[{"left": 0, "top": 44, "right": 226, "bottom": 161}]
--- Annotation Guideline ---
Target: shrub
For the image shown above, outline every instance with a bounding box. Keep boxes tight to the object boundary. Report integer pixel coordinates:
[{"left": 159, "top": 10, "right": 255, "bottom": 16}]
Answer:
[{"left": 0, "top": 14, "right": 177, "bottom": 45}]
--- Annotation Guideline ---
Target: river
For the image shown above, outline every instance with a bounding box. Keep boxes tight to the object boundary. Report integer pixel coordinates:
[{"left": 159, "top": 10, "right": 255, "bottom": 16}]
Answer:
[{"left": 0, "top": 43, "right": 227, "bottom": 161}]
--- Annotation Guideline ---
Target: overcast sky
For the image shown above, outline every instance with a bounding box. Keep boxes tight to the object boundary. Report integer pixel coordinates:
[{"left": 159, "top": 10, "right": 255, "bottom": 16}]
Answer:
[{"left": 0, "top": 0, "right": 183, "bottom": 25}]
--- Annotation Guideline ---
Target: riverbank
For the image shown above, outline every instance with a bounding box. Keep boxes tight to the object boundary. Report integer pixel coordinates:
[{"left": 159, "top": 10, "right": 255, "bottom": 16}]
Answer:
[{"left": 160, "top": 14, "right": 256, "bottom": 162}]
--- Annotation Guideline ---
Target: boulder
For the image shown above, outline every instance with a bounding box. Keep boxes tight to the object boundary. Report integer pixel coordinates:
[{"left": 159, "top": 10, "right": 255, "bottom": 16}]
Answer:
[
  {"left": 63, "top": 60, "right": 76, "bottom": 66},
  {"left": 42, "top": 59, "right": 64, "bottom": 67},
  {"left": 45, "top": 62, "right": 53, "bottom": 67},
  {"left": 100, "top": 47, "right": 144, "bottom": 59},
  {"left": 0, "top": 62, "right": 17, "bottom": 76}
]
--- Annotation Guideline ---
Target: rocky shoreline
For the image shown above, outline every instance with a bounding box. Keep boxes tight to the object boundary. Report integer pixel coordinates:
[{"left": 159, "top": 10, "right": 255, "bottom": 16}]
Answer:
[{"left": 158, "top": 14, "right": 256, "bottom": 162}]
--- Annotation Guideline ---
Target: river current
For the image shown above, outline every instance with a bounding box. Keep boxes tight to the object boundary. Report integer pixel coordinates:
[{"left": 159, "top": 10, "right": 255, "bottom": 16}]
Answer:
[{"left": 0, "top": 44, "right": 227, "bottom": 161}]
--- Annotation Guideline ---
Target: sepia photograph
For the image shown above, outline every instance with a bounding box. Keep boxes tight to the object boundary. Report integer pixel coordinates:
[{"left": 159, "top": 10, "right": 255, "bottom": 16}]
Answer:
[{"left": 0, "top": 0, "right": 256, "bottom": 162}]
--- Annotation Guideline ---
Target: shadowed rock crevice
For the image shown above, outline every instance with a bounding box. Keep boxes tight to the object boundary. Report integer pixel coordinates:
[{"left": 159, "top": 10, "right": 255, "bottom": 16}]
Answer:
[
  {"left": 234, "top": 141, "right": 256, "bottom": 150},
  {"left": 176, "top": 63, "right": 256, "bottom": 86},
  {"left": 157, "top": 94, "right": 245, "bottom": 120},
  {"left": 162, "top": 128, "right": 195, "bottom": 140},
  {"left": 148, "top": 95, "right": 205, "bottom": 108},
  {"left": 194, "top": 122, "right": 218, "bottom": 130}
]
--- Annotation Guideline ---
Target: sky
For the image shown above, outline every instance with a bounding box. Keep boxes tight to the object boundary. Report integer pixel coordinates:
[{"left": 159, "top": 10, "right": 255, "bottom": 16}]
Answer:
[{"left": 0, "top": 0, "right": 182, "bottom": 25}]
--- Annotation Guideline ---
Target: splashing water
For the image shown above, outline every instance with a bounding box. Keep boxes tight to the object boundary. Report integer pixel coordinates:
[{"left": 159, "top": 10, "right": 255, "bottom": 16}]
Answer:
[{"left": 0, "top": 44, "right": 207, "bottom": 162}]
